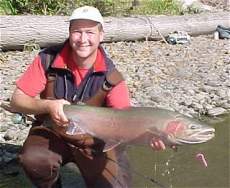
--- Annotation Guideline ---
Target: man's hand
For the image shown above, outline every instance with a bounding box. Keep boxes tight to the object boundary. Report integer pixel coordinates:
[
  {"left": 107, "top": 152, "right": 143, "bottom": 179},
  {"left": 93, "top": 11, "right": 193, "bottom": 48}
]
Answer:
[
  {"left": 150, "top": 138, "right": 177, "bottom": 151},
  {"left": 11, "top": 88, "right": 71, "bottom": 127},
  {"left": 46, "top": 99, "right": 70, "bottom": 126},
  {"left": 150, "top": 138, "right": 166, "bottom": 151}
]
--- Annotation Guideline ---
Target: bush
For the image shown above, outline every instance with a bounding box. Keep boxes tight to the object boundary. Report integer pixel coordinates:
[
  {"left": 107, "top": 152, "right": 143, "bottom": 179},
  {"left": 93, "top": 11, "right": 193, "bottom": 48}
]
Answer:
[
  {"left": 0, "top": 0, "right": 182, "bottom": 16},
  {"left": 128, "top": 0, "right": 182, "bottom": 15},
  {"left": 0, "top": 0, "right": 70, "bottom": 15}
]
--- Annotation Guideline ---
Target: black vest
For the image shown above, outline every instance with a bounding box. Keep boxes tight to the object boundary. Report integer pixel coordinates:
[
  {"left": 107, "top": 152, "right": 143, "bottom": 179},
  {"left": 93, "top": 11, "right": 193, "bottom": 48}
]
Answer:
[{"left": 39, "top": 41, "right": 122, "bottom": 106}]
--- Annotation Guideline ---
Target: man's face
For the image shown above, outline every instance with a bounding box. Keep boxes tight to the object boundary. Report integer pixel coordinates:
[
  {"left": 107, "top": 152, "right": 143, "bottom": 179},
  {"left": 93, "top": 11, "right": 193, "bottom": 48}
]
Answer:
[{"left": 69, "top": 19, "right": 104, "bottom": 59}]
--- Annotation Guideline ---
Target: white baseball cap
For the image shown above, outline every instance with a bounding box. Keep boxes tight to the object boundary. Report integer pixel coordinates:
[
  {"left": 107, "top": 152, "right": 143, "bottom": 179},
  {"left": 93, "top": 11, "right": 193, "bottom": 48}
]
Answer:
[{"left": 69, "top": 6, "right": 104, "bottom": 28}]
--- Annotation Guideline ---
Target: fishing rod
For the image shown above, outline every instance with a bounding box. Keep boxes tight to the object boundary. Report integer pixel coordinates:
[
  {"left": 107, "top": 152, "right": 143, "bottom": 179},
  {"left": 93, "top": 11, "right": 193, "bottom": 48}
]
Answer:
[{"left": 106, "top": 156, "right": 168, "bottom": 188}]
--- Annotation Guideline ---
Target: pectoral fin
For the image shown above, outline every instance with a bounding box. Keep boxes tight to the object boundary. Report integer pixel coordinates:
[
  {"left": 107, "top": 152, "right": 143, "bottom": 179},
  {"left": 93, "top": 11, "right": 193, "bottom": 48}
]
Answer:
[{"left": 103, "top": 140, "right": 121, "bottom": 152}]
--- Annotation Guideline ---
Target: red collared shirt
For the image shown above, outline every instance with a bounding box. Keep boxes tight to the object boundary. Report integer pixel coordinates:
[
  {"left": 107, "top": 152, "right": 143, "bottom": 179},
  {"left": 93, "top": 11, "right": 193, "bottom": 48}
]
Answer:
[{"left": 16, "top": 43, "right": 131, "bottom": 109}]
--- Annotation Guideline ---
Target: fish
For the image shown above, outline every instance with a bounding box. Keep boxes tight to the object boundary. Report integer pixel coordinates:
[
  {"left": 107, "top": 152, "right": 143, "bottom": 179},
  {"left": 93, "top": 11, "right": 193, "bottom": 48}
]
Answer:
[{"left": 61, "top": 104, "right": 215, "bottom": 152}]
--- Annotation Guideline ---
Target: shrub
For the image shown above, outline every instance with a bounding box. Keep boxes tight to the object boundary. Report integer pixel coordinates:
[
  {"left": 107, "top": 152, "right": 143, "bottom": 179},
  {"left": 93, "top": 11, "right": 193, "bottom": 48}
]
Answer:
[{"left": 0, "top": 0, "right": 182, "bottom": 16}]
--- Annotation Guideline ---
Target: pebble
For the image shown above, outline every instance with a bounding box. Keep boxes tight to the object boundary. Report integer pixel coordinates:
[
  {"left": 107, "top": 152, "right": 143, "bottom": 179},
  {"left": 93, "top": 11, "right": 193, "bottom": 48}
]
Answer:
[
  {"left": 3, "top": 129, "right": 18, "bottom": 141},
  {"left": 207, "top": 107, "right": 227, "bottom": 116}
]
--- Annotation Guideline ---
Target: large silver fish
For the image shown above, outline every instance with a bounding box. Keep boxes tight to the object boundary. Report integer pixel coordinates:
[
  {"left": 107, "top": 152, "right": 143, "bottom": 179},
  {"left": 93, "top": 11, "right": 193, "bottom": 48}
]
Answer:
[{"left": 61, "top": 105, "right": 215, "bottom": 152}]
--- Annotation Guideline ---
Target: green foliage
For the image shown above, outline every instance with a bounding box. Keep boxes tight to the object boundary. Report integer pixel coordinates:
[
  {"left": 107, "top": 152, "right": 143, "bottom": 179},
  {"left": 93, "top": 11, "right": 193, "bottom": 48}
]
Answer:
[
  {"left": 128, "top": 0, "right": 182, "bottom": 15},
  {"left": 0, "top": 0, "right": 72, "bottom": 15},
  {"left": 23, "top": 39, "right": 40, "bottom": 52},
  {"left": 4, "top": 0, "right": 70, "bottom": 15},
  {"left": 0, "top": 0, "right": 183, "bottom": 16},
  {"left": 72, "top": 0, "right": 115, "bottom": 16},
  {"left": 0, "top": 0, "right": 18, "bottom": 15}
]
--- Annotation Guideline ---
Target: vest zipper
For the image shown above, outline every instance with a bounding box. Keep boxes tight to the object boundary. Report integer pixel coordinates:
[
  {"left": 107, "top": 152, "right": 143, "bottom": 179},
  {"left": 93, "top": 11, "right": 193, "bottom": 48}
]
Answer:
[
  {"left": 79, "top": 76, "right": 92, "bottom": 102},
  {"left": 64, "top": 75, "right": 68, "bottom": 100}
]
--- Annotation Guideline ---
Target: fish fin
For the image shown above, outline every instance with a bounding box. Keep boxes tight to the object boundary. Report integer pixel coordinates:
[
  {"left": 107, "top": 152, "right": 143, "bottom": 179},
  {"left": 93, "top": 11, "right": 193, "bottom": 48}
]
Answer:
[
  {"left": 129, "top": 130, "right": 161, "bottom": 145},
  {"left": 103, "top": 141, "right": 121, "bottom": 152},
  {"left": 146, "top": 129, "right": 165, "bottom": 138}
]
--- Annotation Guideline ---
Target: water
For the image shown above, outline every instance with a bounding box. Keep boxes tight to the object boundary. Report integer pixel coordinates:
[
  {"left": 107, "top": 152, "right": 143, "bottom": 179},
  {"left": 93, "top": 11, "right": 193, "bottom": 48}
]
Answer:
[
  {"left": 129, "top": 115, "right": 230, "bottom": 188},
  {"left": 0, "top": 115, "right": 229, "bottom": 188}
]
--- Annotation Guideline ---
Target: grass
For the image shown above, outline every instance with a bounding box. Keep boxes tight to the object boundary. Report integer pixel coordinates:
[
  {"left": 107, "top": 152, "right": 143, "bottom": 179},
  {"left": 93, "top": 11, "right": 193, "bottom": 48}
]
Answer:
[
  {"left": 0, "top": 0, "right": 184, "bottom": 16},
  {"left": 0, "top": 0, "right": 18, "bottom": 15},
  {"left": 126, "top": 0, "right": 182, "bottom": 16}
]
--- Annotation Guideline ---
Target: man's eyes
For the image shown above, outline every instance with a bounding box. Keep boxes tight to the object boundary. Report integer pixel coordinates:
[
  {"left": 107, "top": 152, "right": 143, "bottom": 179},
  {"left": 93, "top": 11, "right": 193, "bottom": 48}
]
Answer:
[
  {"left": 72, "top": 31, "right": 95, "bottom": 35},
  {"left": 86, "top": 31, "right": 95, "bottom": 35}
]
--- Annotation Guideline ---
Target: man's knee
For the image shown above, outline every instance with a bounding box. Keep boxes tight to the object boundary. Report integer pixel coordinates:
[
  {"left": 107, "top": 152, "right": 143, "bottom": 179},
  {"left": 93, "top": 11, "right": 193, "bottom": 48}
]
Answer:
[{"left": 18, "top": 147, "right": 62, "bottom": 179}]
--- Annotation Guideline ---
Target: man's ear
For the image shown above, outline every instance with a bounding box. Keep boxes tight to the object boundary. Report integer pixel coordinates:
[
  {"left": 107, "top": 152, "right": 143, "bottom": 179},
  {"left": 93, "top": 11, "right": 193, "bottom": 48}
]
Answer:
[{"left": 99, "top": 31, "right": 104, "bottom": 42}]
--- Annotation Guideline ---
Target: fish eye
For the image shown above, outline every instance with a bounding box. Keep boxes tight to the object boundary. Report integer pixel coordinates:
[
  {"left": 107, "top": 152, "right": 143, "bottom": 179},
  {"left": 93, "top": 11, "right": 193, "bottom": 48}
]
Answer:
[{"left": 189, "top": 124, "right": 200, "bottom": 129}]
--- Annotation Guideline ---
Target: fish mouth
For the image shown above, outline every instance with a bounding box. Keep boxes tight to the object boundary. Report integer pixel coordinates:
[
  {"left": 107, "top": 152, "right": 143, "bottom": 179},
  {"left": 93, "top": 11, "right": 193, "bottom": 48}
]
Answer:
[{"left": 176, "top": 127, "right": 215, "bottom": 144}]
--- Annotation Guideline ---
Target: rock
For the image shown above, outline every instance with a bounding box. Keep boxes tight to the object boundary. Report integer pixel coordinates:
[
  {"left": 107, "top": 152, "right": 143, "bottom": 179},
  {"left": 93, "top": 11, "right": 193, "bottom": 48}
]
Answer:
[
  {"left": 180, "top": 98, "right": 193, "bottom": 107},
  {"left": 1, "top": 158, "right": 20, "bottom": 176},
  {"left": 3, "top": 129, "right": 18, "bottom": 141},
  {"left": 11, "top": 113, "right": 24, "bottom": 124},
  {"left": 0, "top": 111, "right": 6, "bottom": 121},
  {"left": 3, "top": 151, "right": 17, "bottom": 163},
  {"left": 207, "top": 107, "right": 227, "bottom": 116},
  {"left": 176, "top": 0, "right": 215, "bottom": 12},
  {"left": 0, "top": 124, "right": 8, "bottom": 132},
  {"left": 192, "top": 102, "right": 204, "bottom": 111}
]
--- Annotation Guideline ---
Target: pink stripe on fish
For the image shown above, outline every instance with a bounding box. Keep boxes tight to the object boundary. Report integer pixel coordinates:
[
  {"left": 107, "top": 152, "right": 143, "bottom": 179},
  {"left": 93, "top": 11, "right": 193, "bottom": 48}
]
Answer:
[{"left": 165, "top": 121, "right": 185, "bottom": 134}]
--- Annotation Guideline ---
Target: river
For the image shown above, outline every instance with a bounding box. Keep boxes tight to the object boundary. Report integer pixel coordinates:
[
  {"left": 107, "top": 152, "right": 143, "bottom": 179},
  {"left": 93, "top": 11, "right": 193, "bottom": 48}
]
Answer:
[
  {"left": 129, "top": 115, "right": 229, "bottom": 188},
  {"left": 0, "top": 115, "right": 229, "bottom": 188}
]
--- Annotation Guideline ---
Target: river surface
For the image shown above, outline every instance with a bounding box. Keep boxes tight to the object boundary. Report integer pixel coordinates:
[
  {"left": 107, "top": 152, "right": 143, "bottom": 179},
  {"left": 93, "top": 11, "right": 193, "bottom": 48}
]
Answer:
[
  {"left": 129, "top": 115, "right": 230, "bottom": 188},
  {"left": 0, "top": 115, "right": 229, "bottom": 188}
]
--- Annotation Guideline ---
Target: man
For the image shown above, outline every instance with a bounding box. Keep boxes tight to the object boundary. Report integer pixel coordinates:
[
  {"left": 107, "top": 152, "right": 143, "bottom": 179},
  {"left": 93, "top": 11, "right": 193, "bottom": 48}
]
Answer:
[{"left": 11, "top": 6, "right": 165, "bottom": 188}]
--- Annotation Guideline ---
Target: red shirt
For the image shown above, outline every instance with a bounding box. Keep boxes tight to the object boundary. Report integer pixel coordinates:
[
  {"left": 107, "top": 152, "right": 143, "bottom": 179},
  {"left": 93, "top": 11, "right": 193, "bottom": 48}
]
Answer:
[{"left": 17, "top": 43, "right": 131, "bottom": 109}]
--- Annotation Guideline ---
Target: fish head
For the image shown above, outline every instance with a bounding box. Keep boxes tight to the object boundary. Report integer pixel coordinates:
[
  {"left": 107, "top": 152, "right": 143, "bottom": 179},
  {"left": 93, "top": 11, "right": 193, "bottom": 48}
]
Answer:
[{"left": 164, "top": 115, "right": 215, "bottom": 145}]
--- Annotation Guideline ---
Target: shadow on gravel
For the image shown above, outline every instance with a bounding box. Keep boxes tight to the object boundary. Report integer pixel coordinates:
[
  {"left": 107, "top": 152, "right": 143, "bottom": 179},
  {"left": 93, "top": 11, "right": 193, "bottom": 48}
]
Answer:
[{"left": 0, "top": 143, "right": 86, "bottom": 188}]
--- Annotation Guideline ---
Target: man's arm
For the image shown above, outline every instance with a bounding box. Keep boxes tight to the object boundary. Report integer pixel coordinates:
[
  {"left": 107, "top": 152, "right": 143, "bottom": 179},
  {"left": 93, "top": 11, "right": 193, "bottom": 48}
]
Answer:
[
  {"left": 11, "top": 54, "right": 70, "bottom": 126},
  {"left": 106, "top": 81, "right": 131, "bottom": 109},
  {"left": 11, "top": 88, "right": 70, "bottom": 126}
]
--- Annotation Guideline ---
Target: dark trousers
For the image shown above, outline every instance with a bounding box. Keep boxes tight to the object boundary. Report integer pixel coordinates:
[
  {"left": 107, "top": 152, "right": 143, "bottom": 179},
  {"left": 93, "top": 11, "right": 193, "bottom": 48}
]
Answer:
[{"left": 18, "top": 126, "right": 131, "bottom": 188}]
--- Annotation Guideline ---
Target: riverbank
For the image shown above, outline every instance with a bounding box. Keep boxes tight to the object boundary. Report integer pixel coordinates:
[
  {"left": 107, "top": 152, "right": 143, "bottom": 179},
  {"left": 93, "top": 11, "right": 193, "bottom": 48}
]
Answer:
[{"left": 0, "top": 34, "right": 230, "bottom": 176}]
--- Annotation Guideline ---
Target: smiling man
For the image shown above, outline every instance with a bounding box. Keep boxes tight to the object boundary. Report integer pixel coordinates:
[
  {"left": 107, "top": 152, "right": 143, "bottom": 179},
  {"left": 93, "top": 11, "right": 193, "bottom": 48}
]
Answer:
[{"left": 10, "top": 6, "right": 165, "bottom": 188}]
